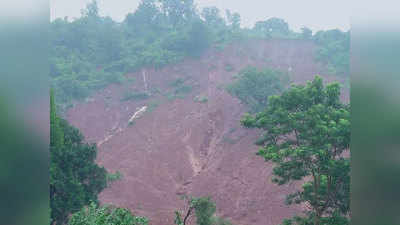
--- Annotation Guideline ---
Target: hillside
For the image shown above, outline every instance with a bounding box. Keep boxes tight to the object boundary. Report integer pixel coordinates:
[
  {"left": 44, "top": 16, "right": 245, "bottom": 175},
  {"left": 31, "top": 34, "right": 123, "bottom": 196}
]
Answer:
[{"left": 66, "top": 39, "right": 349, "bottom": 225}]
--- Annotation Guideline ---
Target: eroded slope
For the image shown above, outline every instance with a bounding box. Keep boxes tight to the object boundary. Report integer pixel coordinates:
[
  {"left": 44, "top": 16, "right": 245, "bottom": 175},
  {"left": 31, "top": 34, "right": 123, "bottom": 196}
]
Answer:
[{"left": 66, "top": 39, "right": 348, "bottom": 225}]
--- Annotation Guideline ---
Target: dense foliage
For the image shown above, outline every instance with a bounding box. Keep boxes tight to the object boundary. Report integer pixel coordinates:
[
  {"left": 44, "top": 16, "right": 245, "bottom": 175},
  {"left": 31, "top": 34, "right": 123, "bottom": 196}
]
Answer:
[
  {"left": 51, "top": 0, "right": 349, "bottom": 107},
  {"left": 227, "top": 66, "right": 289, "bottom": 112},
  {"left": 312, "top": 29, "right": 350, "bottom": 76},
  {"left": 175, "top": 196, "right": 232, "bottom": 225},
  {"left": 51, "top": 0, "right": 218, "bottom": 106},
  {"left": 67, "top": 202, "right": 148, "bottom": 225},
  {"left": 241, "top": 76, "right": 350, "bottom": 225},
  {"left": 50, "top": 89, "right": 108, "bottom": 224}
]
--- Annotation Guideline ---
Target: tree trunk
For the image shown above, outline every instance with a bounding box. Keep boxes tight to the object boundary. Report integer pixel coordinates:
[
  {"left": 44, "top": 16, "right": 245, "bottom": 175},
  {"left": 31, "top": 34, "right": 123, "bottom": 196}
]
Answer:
[{"left": 313, "top": 172, "right": 321, "bottom": 225}]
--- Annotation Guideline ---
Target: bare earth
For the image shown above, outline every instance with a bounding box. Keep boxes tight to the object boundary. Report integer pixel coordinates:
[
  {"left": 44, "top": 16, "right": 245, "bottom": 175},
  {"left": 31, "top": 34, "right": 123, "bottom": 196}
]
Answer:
[{"left": 66, "top": 39, "right": 349, "bottom": 225}]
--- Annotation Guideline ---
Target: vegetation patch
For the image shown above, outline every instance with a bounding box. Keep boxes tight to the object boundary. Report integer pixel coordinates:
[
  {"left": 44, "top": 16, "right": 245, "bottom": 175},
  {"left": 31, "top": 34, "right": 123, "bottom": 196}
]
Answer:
[
  {"left": 175, "top": 195, "right": 232, "bottom": 225},
  {"left": 313, "top": 29, "right": 350, "bottom": 76},
  {"left": 51, "top": 0, "right": 349, "bottom": 108},
  {"left": 224, "top": 63, "right": 234, "bottom": 72},
  {"left": 68, "top": 203, "right": 148, "bottom": 225},
  {"left": 241, "top": 76, "right": 350, "bottom": 225},
  {"left": 222, "top": 136, "right": 238, "bottom": 145},
  {"left": 227, "top": 66, "right": 289, "bottom": 112},
  {"left": 148, "top": 100, "right": 160, "bottom": 112},
  {"left": 216, "top": 83, "right": 226, "bottom": 90},
  {"left": 121, "top": 91, "right": 150, "bottom": 101},
  {"left": 50, "top": 90, "right": 108, "bottom": 224},
  {"left": 166, "top": 77, "right": 194, "bottom": 101},
  {"left": 194, "top": 95, "right": 208, "bottom": 103},
  {"left": 208, "top": 64, "right": 217, "bottom": 71},
  {"left": 106, "top": 171, "right": 123, "bottom": 185}
]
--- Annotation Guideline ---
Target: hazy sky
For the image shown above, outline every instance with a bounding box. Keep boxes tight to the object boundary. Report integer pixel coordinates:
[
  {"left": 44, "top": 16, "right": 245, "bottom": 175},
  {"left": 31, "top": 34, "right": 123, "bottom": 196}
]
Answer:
[{"left": 50, "top": 0, "right": 350, "bottom": 31}]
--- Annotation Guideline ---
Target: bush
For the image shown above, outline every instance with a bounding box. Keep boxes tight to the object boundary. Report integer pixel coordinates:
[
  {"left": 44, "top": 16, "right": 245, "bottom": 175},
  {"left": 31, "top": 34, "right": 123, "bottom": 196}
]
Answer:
[
  {"left": 224, "top": 63, "right": 234, "bottom": 72},
  {"left": 121, "top": 91, "right": 150, "bottom": 101},
  {"left": 106, "top": 171, "right": 123, "bottom": 185},
  {"left": 194, "top": 95, "right": 208, "bottom": 103},
  {"left": 68, "top": 202, "right": 148, "bottom": 225},
  {"left": 227, "top": 66, "right": 288, "bottom": 112},
  {"left": 312, "top": 29, "right": 350, "bottom": 76},
  {"left": 175, "top": 196, "right": 233, "bottom": 225},
  {"left": 169, "top": 77, "right": 193, "bottom": 97}
]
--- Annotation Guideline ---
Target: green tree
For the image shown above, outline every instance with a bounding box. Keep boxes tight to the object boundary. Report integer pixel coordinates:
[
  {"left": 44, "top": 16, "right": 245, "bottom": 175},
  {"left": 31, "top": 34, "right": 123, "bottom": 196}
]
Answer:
[
  {"left": 186, "top": 20, "right": 211, "bottom": 57},
  {"left": 68, "top": 202, "right": 148, "bottom": 225},
  {"left": 50, "top": 88, "right": 64, "bottom": 149},
  {"left": 125, "top": 0, "right": 163, "bottom": 36},
  {"left": 301, "top": 27, "right": 313, "bottom": 40},
  {"left": 201, "top": 7, "right": 225, "bottom": 28},
  {"left": 81, "top": 0, "right": 99, "bottom": 18},
  {"left": 226, "top": 10, "right": 241, "bottom": 30},
  {"left": 241, "top": 76, "right": 350, "bottom": 225},
  {"left": 50, "top": 89, "right": 108, "bottom": 224},
  {"left": 253, "top": 17, "right": 290, "bottom": 38},
  {"left": 159, "top": 0, "right": 196, "bottom": 27},
  {"left": 227, "top": 66, "right": 289, "bottom": 112},
  {"left": 175, "top": 196, "right": 232, "bottom": 225},
  {"left": 312, "top": 29, "right": 350, "bottom": 76}
]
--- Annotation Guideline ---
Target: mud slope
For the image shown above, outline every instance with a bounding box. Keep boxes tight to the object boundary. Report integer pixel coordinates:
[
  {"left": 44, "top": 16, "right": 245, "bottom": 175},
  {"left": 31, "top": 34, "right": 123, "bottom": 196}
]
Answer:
[{"left": 66, "top": 39, "right": 348, "bottom": 225}]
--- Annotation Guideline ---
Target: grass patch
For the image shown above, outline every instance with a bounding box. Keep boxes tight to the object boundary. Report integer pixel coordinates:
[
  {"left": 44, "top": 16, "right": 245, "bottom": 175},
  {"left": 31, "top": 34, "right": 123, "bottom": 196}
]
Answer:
[
  {"left": 264, "top": 58, "right": 272, "bottom": 63},
  {"left": 106, "top": 171, "right": 123, "bottom": 186},
  {"left": 228, "top": 127, "right": 237, "bottom": 134},
  {"left": 167, "top": 77, "right": 194, "bottom": 100},
  {"left": 167, "top": 93, "right": 186, "bottom": 101},
  {"left": 222, "top": 136, "right": 238, "bottom": 145},
  {"left": 147, "top": 100, "right": 160, "bottom": 112},
  {"left": 174, "top": 85, "right": 192, "bottom": 95},
  {"left": 121, "top": 91, "right": 150, "bottom": 101},
  {"left": 224, "top": 63, "right": 234, "bottom": 72}
]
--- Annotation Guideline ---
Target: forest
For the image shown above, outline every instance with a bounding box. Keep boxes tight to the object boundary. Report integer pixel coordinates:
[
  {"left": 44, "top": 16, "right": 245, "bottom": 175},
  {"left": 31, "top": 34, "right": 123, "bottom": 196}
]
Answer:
[
  {"left": 50, "top": 1, "right": 350, "bottom": 225},
  {"left": 50, "top": 0, "right": 349, "bottom": 108}
]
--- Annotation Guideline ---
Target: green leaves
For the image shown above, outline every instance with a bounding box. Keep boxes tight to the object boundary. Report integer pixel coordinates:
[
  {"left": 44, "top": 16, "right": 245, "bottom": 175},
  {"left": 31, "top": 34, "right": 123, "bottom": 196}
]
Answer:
[
  {"left": 68, "top": 202, "right": 148, "bottom": 225},
  {"left": 50, "top": 91, "right": 109, "bottom": 224},
  {"left": 227, "top": 66, "right": 289, "bottom": 112},
  {"left": 175, "top": 196, "right": 232, "bottom": 225},
  {"left": 242, "top": 76, "right": 350, "bottom": 225},
  {"left": 253, "top": 18, "right": 290, "bottom": 38},
  {"left": 313, "top": 29, "right": 350, "bottom": 76}
]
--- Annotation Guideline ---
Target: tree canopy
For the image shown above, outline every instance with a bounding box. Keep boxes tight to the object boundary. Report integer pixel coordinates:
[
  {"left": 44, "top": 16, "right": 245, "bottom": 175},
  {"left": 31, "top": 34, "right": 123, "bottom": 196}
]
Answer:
[
  {"left": 241, "top": 76, "right": 350, "bottom": 225},
  {"left": 67, "top": 202, "right": 148, "bottom": 225},
  {"left": 51, "top": 0, "right": 349, "bottom": 107},
  {"left": 312, "top": 29, "right": 350, "bottom": 76},
  {"left": 227, "top": 66, "right": 289, "bottom": 112},
  {"left": 174, "top": 196, "right": 232, "bottom": 225},
  {"left": 50, "top": 89, "right": 108, "bottom": 224}
]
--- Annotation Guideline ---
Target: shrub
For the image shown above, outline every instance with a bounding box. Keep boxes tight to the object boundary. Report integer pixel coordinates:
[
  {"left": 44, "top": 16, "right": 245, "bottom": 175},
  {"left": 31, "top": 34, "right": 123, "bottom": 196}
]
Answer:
[
  {"left": 169, "top": 77, "right": 193, "bottom": 98},
  {"left": 148, "top": 100, "right": 160, "bottom": 112},
  {"left": 106, "top": 171, "right": 123, "bottom": 185},
  {"left": 121, "top": 91, "right": 150, "bottom": 101},
  {"left": 194, "top": 95, "right": 208, "bottom": 103},
  {"left": 224, "top": 63, "right": 234, "bottom": 72},
  {"left": 68, "top": 202, "right": 148, "bottom": 225},
  {"left": 227, "top": 66, "right": 288, "bottom": 112}
]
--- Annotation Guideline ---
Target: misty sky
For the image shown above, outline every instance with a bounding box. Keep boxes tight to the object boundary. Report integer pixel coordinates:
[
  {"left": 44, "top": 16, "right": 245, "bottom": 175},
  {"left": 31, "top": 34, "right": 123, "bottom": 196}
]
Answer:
[{"left": 50, "top": 0, "right": 350, "bottom": 32}]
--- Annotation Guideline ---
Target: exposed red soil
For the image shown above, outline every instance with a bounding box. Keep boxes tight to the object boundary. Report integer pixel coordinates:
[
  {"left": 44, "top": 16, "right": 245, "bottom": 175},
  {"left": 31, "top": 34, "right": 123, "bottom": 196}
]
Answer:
[{"left": 66, "top": 39, "right": 349, "bottom": 225}]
